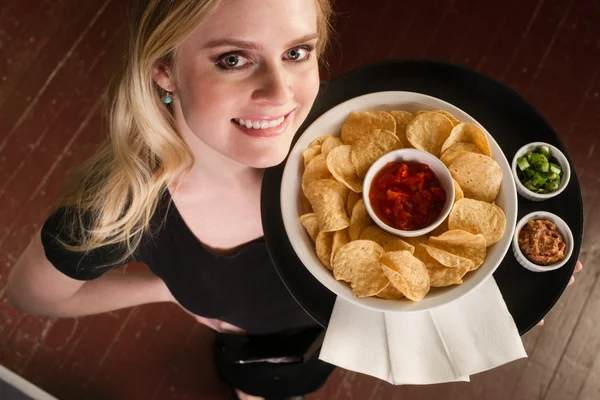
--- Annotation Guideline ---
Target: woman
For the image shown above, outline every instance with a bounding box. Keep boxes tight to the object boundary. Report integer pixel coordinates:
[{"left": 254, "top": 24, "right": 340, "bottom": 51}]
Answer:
[
  {"left": 6, "top": 0, "right": 583, "bottom": 399},
  {"left": 8, "top": 0, "right": 334, "bottom": 398}
]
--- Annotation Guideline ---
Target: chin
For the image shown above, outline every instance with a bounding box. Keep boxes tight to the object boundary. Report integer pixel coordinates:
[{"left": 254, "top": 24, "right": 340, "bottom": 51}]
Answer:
[{"left": 240, "top": 146, "right": 290, "bottom": 169}]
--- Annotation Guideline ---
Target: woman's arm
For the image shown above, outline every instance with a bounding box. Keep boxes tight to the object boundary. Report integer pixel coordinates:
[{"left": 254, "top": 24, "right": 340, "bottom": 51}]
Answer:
[{"left": 7, "top": 230, "right": 173, "bottom": 317}]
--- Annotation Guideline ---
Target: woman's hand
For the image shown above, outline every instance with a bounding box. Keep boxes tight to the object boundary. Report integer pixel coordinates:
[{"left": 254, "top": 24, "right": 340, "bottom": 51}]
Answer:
[
  {"left": 536, "top": 260, "right": 583, "bottom": 327},
  {"left": 186, "top": 314, "right": 247, "bottom": 334}
]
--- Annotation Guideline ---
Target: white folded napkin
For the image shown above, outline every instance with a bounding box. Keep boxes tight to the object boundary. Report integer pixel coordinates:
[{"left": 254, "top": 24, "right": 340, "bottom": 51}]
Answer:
[{"left": 318, "top": 276, "right": 527, "bottom": 385}]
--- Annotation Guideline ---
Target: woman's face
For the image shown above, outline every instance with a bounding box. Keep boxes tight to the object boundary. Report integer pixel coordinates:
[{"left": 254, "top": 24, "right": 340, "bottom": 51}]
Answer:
[{"left": 167, "top": 0, "right": 321, "bottom": 169}]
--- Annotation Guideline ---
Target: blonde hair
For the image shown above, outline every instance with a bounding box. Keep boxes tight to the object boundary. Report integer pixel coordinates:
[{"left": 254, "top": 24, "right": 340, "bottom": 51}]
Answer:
[{"left": 53, "top": 0, "right": 334, "bottom": 263}]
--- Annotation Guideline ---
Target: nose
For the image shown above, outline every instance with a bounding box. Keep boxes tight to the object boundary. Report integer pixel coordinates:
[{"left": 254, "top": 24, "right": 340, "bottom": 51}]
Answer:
[{"left": 251, "top": 64, "right": 294, "bottom": 106}]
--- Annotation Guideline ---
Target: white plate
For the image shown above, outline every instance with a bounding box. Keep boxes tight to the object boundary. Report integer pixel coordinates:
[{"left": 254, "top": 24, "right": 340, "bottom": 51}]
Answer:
[{"left": 280, "top": 91, "right": 518, "bottom": 313}]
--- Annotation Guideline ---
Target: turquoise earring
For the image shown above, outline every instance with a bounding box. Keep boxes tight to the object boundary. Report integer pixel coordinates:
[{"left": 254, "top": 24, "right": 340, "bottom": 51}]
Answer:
[{"left": 162, "top": 91, "right": 172, "bottom": 104}]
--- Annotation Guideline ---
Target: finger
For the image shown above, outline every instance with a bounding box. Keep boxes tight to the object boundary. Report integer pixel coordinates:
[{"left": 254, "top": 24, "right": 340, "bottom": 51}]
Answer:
[
  {"left": 574, "top": 261, "right": 583, "bottom": 273},
  {"left": 568, "top": 276, "right": 575, "bottom": 286},
  {"left": 537, "top": 319, "right": 545, "bottom": 327}
]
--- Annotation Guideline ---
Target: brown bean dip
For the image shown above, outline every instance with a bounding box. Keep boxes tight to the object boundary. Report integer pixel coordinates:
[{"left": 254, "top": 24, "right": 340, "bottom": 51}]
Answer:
[{"left": 518, "top": 219, "right": 566, "bottom": 265}]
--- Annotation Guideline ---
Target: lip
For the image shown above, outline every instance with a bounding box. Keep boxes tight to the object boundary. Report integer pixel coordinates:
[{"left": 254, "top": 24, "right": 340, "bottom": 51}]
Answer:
[
  {"left": 235, "top": 113, "right": 290, "bottom": 120},
  {"left": 232, "top": 109, "right": 295, "bottom": 138}
]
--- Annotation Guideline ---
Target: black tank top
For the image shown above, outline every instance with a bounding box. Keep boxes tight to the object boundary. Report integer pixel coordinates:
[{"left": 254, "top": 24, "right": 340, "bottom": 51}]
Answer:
[{"left": 40, "top": 189, "right": 318, "bottom": 334}]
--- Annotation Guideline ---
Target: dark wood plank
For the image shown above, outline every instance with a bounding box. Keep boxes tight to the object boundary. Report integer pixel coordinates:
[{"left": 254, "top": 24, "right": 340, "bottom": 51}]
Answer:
[
  {"left": 0, "top": 1, "right": 97, "bottom": 108},
  {"left": 424, "top": 0, "right": 479, "bottom": 63},
  {"left": 578, "top": 344, "right": 600, "bottom": 400},
  {"left": 500, "top": 0, "right": 573, "bottom": 93},
  {"left": 447, "top": 0, "right": 518, "bottom": 68},
  {"left": 543, "top": 265, "right": 600, "bottom": 400},
  {"left": 384, "top": 0, "right": 450, "bottom": 60},
  {"left": 476, "top": 0, "right": 543, "bottom": 79},
  {"left": 0, "top": 1, "right": 105, "bottom": 143},
  {"left": 0, "top": 0, "right": 126, "bottom": 246}
]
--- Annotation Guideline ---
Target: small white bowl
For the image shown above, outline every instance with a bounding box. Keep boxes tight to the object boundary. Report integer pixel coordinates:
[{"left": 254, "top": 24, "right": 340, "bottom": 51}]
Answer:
[
  {"left": 511, "top": 142, "right": 571, "bottom": 202},
  {"left": 512, "top": 211, "right": 574, "bottom": 272},
  {"left": 362, "top": 149, "right": 455, "bottom": 237}
]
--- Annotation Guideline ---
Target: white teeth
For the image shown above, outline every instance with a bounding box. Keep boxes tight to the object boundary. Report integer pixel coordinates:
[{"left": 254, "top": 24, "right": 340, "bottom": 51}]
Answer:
[
  {"left": 234, "top": 116, "right": 286, "bottom": 129},
  {"left": 269, "top": 117, "right": 284, "bottom": 127}
]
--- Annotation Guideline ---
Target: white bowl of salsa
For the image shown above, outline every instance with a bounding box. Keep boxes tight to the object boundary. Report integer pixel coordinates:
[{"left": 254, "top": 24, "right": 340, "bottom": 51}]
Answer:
[{"left": 362, "top": 149, "right": 455, "bottom": 237}]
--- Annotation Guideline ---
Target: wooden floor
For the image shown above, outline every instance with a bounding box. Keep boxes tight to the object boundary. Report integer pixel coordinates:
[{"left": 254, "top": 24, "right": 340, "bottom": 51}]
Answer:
[{"left": 0, "top": 0, "right": 598, "bottom": 399}]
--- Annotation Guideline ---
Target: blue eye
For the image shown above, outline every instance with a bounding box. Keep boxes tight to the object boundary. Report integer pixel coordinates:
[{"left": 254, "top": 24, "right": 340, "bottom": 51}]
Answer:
[
  {"left": 216, "top": 53, "right": 250, "bottom": 70},
  {"left": 286, "top": 49, "right": 303, "bottom": 60},
  {"left": 285, "top": 45, "right": 314, "bottom": 62}
]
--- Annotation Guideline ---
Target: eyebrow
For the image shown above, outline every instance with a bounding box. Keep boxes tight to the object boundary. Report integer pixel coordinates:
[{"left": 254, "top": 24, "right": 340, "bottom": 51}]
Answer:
[{"left": 202, "top": 33, "right": 319, "bottom": 51}]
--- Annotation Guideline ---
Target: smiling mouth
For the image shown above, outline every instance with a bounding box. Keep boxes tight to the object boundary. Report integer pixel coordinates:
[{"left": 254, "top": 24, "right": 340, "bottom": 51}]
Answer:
[{"left": 231, "top": 111, "right": 292, "bottom": 130}]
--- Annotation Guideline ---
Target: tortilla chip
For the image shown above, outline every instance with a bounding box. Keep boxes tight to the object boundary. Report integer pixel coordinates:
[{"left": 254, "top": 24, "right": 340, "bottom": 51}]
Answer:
[
  {"left": 359, "top": 225, "right": 415, "bottom": 253},
  {"left": 331, "top": 228, "right": 351, "bottom": 267},
  {"left": 448, "top": 152, "right": 502, "bottom": 203},
  {"left": 351, "top": 129, "right": 403, "bottom": 178},
  {"left": 429, "top": 217, "right": 449, "bottom": 237},
  {"left": 389, "top": 110, "right": 413, "bottom": 147},
  {"left": 440, "top": 143, "right": 484, "bottom": 166},
  {"left": 332, "top": 240, "right": 386, "bottom": 297},
  {"left": 380, "top": 250, "right": 430, "bottom": 301},
  {"left": 305, "top": 179, "right": 351, "bottom": 232},
  {"left": 302, "top": 154, "right": 332, "bottom": 193},
  {"left": 316, "top": 231, "right": 334, "bottom": 269},
  {"left": 300, "top": 213, "right": 319, "bottom": 242},
  {"left": 301, "top": 191, "right": 313, "bottom": 213},
  {"left": 326, "top": 145, "right": 363, "bottom": 192},
  {"left": 427, "top": 229, "right": 486, "bottom": 271},
  {"left": 375, "top": 282, "right": 405, "bottom": 300},
  {"left": 352, "top": 261, "right": 391, "bottom": 297},
  {"left": 441, "top": 122, "right": 492, "bottom": 156},
  {"left": 406, "top": 111, "right": 454, "bottom": 157},
  {"left": 453, "top": 178, "right": 464, "bottom": 203},
  {"left": 414, "top": 244, "right": 469, "bottom": 287},
  {"left": 341, "top": 111, "right": 396, "bottom": 144},
  {"left": 303, "top": 135, "right": 329, "bottom": 167},
  {"left": 321, "top": 136, "right": 344, "bottom": 157},
  {"left": 419, "top": 244, "right": 473, "bottom": 269},
  {"left": 347, "top": 191, "right": 362, "bottom": 217},
  {"left": 416, "top": 110, "right": 461, "bottom": 126},
  {"left": 349, "top": 199, "right": 373, "bottom": 241},
  {"left": 448, "top": 198, "right": 506, "bottom": 246}
]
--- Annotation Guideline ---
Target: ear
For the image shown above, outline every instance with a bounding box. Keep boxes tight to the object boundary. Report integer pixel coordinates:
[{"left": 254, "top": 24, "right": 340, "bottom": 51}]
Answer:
[{"left": 152, "top": 60, "right": 175, "bottom": 92}]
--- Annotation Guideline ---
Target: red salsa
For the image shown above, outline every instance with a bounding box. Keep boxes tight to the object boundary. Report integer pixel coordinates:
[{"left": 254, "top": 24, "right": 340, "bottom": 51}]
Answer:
[{"left": 369, "top": 161, "right": 446, "bottom": 231}]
